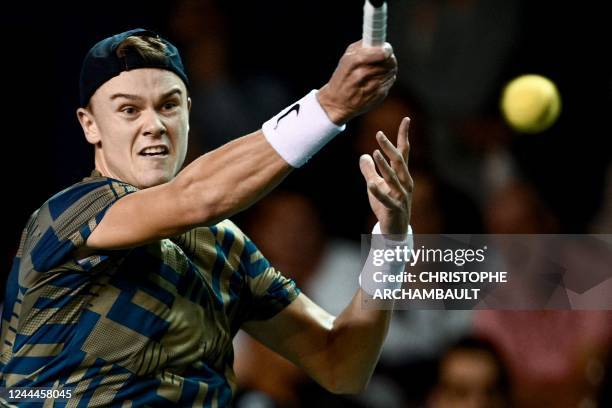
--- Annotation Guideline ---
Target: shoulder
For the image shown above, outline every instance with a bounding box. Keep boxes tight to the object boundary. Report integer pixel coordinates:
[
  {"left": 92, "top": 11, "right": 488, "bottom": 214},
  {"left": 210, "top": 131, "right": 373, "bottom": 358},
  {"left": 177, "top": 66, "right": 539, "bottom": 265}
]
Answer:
[
  {"left": 22, "top": 175, "right": 137, "bottom": 273},
  {"left": 26, "top": 176, "right": 134, "bottom": 241},
  {"left": 43, "top": 175, "right": 137, "bottom": 220}
]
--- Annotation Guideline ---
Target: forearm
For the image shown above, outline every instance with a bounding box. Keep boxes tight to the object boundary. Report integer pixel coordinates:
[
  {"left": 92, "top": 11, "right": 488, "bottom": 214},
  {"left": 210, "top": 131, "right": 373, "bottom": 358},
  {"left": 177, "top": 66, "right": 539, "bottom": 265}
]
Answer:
[
  {"left": 325, "top": 289, "right": 393, "bottom": 393},
  {"left": 174, "top": 130, "right": 292, "bottom": 225},
  {"left": 324, "top": 225, "right": 411, "bottom": 393}
]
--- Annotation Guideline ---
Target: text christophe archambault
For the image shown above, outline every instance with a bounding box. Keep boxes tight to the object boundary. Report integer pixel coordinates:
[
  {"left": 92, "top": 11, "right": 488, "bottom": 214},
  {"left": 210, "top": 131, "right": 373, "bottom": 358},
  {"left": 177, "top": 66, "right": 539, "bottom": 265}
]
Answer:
[{"left": 368, "top": 244, "right": 507, "bottom": 300}]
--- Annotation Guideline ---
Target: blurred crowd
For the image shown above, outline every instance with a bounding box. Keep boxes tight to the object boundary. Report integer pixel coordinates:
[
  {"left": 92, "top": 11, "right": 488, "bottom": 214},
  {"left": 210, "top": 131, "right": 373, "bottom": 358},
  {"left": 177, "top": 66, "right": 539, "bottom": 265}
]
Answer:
[{"left": 3, "top": 0, "right": 612, "bottom": 407}]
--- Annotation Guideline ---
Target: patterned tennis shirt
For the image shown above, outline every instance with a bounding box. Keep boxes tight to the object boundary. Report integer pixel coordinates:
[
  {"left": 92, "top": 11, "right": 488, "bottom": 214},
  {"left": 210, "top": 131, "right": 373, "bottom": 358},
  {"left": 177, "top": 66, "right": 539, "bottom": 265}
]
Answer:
[{"left": 0, "top": 170, "right": 300, "bottom": 407}]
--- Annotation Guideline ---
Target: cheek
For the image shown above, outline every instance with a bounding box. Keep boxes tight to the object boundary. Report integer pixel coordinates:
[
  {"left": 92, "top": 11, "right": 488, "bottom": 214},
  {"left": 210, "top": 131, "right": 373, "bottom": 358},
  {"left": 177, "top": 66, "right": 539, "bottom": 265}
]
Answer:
[
  {"left": 100, "top": 121, "right": 137, "bottom": 152},
  {"left": 106, "top": 136, "right": 132, "bottom": 157},
  {"left": 172, "top": 119, "right": 190, "bottom": 151},
  {"left": 174, "top": 136, "right": 189, "bottom": 170}
]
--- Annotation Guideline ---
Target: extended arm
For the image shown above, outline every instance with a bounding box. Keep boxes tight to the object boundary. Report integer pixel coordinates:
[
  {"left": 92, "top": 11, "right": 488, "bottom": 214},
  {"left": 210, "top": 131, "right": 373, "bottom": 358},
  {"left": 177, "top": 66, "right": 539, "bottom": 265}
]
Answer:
[{"left": 85, "top": 42, "right": 397, "bottom": 250}]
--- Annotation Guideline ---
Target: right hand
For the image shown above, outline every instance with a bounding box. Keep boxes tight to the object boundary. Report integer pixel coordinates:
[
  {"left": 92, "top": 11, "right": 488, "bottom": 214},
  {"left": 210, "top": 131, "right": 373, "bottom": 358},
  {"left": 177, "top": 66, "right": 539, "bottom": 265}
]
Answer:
[{"left": 317, "top": 40, "right": 397, "bottom": 125}]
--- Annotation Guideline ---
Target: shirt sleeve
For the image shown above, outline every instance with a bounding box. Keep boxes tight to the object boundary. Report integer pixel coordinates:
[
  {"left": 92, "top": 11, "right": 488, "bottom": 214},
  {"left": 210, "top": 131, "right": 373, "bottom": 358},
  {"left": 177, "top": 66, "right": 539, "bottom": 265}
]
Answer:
[
  {"left": 171, "top": 220, "right": 301, "bottom": 323},
  {"left": 225, "top": 222, "right": 301, "bottom": 322},
  {"left": 25, "top": 177, "right": 137, "bottom": 273}
]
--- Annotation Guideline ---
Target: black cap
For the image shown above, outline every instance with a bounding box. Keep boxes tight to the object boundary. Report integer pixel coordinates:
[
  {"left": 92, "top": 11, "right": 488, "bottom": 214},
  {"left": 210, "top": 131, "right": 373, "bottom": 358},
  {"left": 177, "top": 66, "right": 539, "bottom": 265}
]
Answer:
[{"left": 79, "top": 28, "right": 189, "bottom": 107}]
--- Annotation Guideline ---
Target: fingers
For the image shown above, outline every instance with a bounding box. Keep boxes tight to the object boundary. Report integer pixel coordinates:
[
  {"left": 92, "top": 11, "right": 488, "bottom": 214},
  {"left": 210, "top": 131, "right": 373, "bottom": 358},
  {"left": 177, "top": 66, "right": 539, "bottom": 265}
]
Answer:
[
  {"left": 359, "top": 154, "right": 382, "bottom": 183},
  {"left": 368, "top": 181, "right": 403, "bottom": 210},
  {"left": 373, "top": 53, "right": 397, "bottom": 72},
  {"left": 395, "top": 118, "right": 414, "bottom": 192},
  {"left": 378, "top": 72, "right": 397, "bottom": 94},
  {"left": 396, "top": 117, "right": 411, "bottom": 162},
  {"left": 345, "top": 41, "right": 396, "bottom": 68},
  {"left": 360, "top": 152, "right": 410, "bottom": 210},
  {"left": 356, "top": 65, "right": 397, "bottom": 86},
  {"left": 376, "top": 131, "right": 408, "bottom": 182},
  {"left": 360, "top": 156, "right": 401, "bottom": 209},
  {"left": 373, "top": 149, "right": 404, "bottom": 196},
  {"left": 345, "top": 40, "right": 364, "bottom": 53},
  {"left": 376, "top": 125, "right": 414, "bottom": 193},
  {"left": 346, "top": 40, "right": 393, "bottom": 57}
]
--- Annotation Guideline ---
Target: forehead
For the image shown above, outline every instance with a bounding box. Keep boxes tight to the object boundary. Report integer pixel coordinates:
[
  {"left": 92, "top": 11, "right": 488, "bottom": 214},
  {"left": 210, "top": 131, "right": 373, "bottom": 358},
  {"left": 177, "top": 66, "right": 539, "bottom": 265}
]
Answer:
[{"left": 92, "top": 68, "right": 187, "bottom": 102}]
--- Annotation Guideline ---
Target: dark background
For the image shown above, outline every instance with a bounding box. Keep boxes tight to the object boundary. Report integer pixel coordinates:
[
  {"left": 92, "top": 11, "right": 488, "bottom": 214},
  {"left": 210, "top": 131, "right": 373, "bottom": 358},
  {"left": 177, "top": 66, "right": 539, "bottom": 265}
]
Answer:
[{"left": 2, "top": 0, "right": 611, "bottom": 286}]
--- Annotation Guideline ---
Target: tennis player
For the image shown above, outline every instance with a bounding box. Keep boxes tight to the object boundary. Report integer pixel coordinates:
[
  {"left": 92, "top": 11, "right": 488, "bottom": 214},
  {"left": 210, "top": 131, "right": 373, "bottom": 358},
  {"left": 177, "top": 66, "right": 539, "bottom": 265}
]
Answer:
[{"left": 0, "top": 28, "right": 412, "bottom": 406}]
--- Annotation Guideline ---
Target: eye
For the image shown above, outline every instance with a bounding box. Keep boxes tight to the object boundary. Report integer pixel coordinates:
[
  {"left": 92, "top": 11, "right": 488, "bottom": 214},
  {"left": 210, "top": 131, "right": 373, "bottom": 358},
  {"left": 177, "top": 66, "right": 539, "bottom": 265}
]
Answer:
[
  {"left": 163, "top": 101, "right": 178, "bottom": 111},
  {"left": 120, "top": 106, "right": 137, "bottom": 115}
]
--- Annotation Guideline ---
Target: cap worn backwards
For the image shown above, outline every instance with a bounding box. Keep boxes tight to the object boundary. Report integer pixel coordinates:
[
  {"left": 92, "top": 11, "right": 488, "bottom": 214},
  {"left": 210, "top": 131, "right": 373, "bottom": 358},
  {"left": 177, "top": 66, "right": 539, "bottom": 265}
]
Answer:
[{"left": 79, "top": 28, "right": 189, "bottom": 107}]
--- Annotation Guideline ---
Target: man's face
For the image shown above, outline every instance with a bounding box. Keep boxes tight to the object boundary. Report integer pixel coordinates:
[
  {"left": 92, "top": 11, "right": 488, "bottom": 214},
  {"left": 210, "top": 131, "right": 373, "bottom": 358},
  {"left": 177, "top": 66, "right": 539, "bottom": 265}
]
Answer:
[
  {"left": 79, "top": 68, "right": 190, "bottom": 189},
  {"left": 429, "top": 350, "right": 507, "bottom": 408}
]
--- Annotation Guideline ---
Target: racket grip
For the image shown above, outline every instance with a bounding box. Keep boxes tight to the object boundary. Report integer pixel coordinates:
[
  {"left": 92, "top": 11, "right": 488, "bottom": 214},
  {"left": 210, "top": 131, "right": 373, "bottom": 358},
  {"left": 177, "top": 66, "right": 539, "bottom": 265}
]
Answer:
[{"left": 363, "top": 0, "right": 387, "bottom": 47}]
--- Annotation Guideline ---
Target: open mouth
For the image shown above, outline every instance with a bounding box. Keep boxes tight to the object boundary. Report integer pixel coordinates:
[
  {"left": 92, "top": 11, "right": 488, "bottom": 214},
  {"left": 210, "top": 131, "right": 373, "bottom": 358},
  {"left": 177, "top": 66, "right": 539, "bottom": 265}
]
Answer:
[{"left": 139, "top": 145, "right": 169, "bottom": 157}]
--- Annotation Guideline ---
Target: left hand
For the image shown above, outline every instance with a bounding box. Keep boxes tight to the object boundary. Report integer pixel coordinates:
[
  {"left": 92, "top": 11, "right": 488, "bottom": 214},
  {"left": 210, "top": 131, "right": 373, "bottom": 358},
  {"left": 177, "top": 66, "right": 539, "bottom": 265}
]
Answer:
[{"left": 359, "top": 117, "right": 413, "bottom": 235}]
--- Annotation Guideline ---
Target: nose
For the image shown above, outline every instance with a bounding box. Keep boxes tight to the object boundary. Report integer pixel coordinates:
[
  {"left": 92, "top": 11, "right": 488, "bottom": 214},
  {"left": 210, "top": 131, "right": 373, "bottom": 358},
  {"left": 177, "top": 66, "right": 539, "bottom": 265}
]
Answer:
[{"left": 142, "top": 109, "right": 167, "bottom": 137}]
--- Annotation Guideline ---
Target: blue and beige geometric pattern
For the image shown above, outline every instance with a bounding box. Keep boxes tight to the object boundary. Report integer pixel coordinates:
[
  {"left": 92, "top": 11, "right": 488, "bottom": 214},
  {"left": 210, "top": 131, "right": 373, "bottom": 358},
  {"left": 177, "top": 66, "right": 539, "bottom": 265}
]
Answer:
[{"left": 0, "top": 171, "right": 299, "bottom": 407}]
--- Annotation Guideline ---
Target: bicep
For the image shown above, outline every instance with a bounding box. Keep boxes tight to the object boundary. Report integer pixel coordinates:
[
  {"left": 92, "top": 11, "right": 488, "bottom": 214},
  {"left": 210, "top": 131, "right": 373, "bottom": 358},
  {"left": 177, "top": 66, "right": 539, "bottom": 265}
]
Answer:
[
  {"left": 85, "top": 178, "right": 200, "bottom": 250},
  {"left": 242, "top": 293, "right": 335, "bottom": 385}
]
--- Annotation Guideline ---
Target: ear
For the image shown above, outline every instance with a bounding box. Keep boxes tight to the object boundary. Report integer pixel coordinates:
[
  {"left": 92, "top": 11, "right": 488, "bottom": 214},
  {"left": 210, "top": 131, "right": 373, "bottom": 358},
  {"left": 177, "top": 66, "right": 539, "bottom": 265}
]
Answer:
[{"left": 76, "top": 107, "right": 101, "bottom": 145}]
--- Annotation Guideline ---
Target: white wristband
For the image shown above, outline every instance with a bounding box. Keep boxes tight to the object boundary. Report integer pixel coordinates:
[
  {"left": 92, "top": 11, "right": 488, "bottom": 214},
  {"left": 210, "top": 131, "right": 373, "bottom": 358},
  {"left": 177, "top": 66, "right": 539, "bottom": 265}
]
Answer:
[
  {"left": 371, "top": 222, "right": 413, "bottom": 238},
  {"left": 359, "top": 222, "right": 414, "bottom": 296},
  {"left": 262, "top": 90, "right": 346, "bottom": 168}
]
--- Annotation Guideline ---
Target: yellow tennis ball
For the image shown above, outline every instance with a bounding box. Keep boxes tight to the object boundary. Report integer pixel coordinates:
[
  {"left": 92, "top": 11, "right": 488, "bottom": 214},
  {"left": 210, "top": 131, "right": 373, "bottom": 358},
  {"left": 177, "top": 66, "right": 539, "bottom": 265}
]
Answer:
[{"left": 500, "top": 74, "right": 561, "bottom": 133}]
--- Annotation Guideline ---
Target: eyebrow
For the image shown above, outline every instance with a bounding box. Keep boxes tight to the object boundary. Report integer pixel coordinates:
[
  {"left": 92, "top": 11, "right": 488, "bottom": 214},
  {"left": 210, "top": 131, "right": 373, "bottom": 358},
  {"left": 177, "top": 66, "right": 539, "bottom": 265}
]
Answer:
[{"left": 109, "top": 88, "right": 183, "bottom": 102}]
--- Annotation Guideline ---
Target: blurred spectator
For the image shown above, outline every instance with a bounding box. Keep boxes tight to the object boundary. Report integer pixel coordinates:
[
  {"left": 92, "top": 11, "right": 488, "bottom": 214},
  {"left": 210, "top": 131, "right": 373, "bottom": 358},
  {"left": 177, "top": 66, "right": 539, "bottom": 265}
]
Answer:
[
  {"left": 484, "top": 180, "right": 559, "bottom": 235},
  {"left": 427, "top": 336, "right": 512, "bottom": 408},
  {"left": 476, "top": 179, "right": 612, "bottom": 407},
  {"left": 474, "top": 311, "right": 612, "bottom": 408}
]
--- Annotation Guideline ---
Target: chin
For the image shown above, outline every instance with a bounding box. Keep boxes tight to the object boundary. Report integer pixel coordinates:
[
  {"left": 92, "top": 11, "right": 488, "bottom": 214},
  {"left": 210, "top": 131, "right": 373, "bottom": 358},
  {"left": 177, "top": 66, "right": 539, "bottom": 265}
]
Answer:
[{"left": 137, "top": 172, "right": 173, "bottom": 189}]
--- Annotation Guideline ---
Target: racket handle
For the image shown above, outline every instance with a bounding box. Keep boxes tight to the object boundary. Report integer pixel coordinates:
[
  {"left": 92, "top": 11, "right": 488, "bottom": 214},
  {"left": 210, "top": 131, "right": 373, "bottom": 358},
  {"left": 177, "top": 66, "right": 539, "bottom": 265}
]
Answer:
[{"left": 363, "top": 0, "right": 387, "bottom": 47}]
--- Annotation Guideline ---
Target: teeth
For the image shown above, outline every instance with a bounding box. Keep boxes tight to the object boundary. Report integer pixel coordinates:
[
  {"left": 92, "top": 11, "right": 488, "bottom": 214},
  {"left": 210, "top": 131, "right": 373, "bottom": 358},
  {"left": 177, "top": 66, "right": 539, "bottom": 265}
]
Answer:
[{"left": 141, "top": 146, "right": 168, "bottom": 155}]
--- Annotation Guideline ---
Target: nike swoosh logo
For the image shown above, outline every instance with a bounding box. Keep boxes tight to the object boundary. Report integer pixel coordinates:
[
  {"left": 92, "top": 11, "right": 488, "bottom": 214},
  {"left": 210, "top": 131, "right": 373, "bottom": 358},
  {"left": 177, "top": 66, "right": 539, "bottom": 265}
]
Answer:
[{"left": 274, "top": 103, "right": 300, "bottom": 129}]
